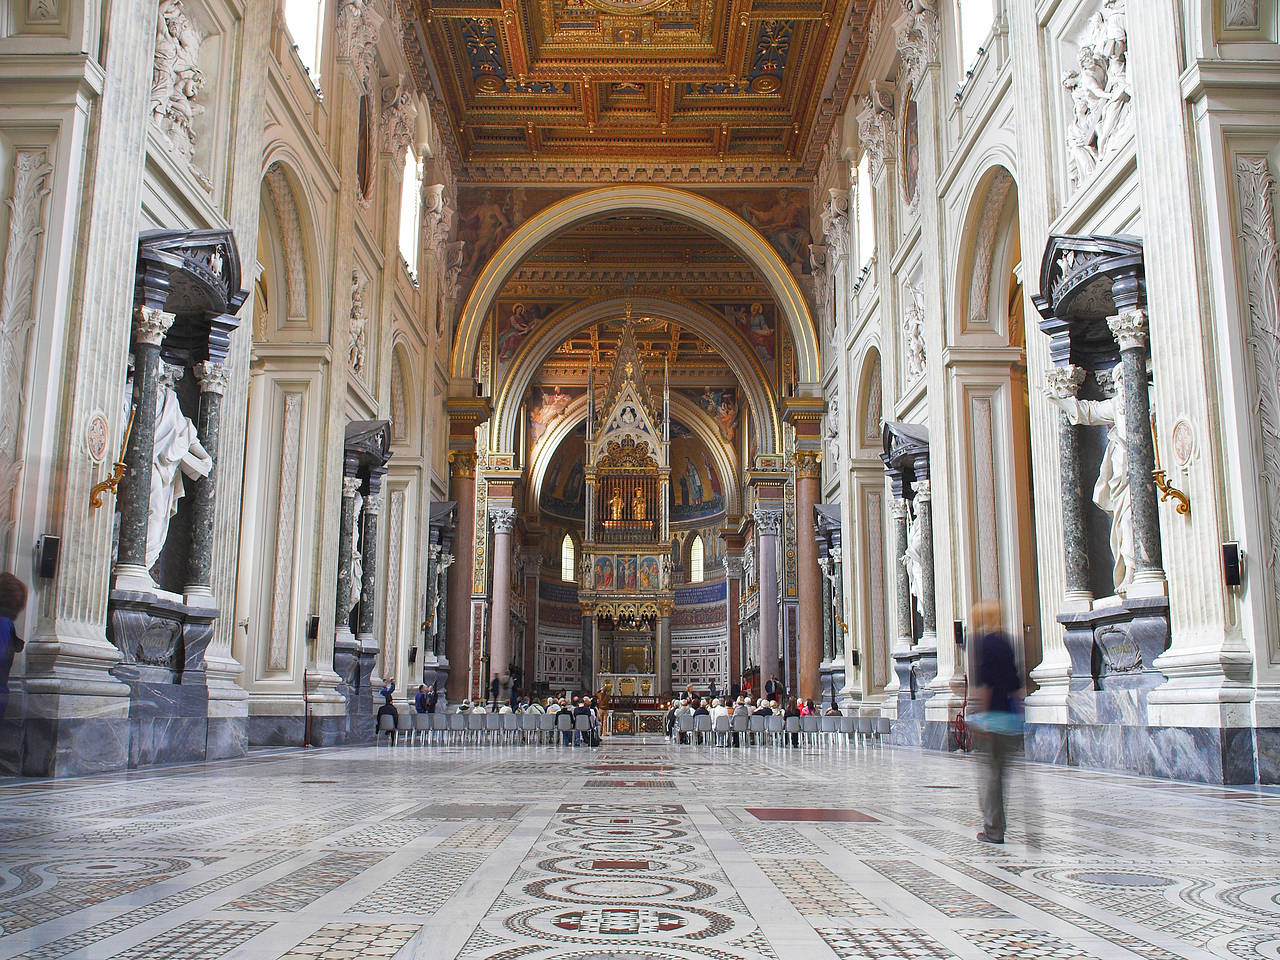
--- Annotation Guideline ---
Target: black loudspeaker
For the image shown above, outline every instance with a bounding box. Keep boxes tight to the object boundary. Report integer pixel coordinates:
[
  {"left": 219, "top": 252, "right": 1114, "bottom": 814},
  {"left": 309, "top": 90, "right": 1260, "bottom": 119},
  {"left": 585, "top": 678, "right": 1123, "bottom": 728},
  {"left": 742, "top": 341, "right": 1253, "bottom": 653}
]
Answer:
[
  {"left": 1223, "top": 542, "right": 1242, "bottom": 588},
  {"left": 36, "top": 536, "right": 60, "bottom": 579},
  {"left": 850, "top": 649, "right": 860, "bottom": 668},
  {"left": 408, "top": 647, "right": 418, "bottom": 664},
  {"left": 953, "top": 619, "right": 965, "bottom": 647},
  {"left": 307, "top": 615, "right": 320, "bottom": 640}
]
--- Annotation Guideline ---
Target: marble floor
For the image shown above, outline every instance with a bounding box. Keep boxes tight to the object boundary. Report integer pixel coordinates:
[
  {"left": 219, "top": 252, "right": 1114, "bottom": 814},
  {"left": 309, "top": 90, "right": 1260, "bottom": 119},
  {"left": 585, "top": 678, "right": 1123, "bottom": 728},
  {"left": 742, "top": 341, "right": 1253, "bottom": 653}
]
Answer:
[{"left": 1, "top": 737, "right": 1278, "bottom": 960}]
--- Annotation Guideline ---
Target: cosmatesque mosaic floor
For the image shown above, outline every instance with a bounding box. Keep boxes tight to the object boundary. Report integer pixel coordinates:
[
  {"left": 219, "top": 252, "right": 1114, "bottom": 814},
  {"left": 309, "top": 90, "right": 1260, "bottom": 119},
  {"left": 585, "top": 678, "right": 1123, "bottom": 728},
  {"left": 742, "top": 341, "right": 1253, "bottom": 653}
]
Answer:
[{"left": 1, "top": 737, "right": 1279, "bottom": 959}]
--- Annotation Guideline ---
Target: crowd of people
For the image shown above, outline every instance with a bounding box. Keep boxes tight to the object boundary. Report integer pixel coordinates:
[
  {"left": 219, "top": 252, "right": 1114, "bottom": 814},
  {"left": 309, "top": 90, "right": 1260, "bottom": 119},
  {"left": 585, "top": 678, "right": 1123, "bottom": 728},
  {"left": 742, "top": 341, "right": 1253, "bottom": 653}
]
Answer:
[{"left": 663, "top": 692, "right": 844, "bottom": 748}]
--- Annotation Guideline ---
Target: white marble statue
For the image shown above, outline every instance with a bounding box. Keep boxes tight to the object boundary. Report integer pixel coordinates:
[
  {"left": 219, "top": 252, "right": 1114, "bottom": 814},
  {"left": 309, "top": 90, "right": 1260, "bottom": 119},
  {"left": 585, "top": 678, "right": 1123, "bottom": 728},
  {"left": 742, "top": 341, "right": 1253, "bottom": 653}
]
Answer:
[
  {"left": 145, "top": 361, "right": 212, "bottom": 569},
  {"left": 348, "top": 271, "right": 368, "bottom": 374},
  {"left": 1047, "top": 369, "right": 1134, "bottom": 595},
  {"left": 824, "top": 397, "right": 841, "bottom": 470},
  {"left": 349, "top": 490, "right": 364, "bottom": 616},
  {"left": 903, "top": 281, "right": 927, "bottom": 379},
  {"left": 902, "top": 503, "right": 925, "bottom": 617}
]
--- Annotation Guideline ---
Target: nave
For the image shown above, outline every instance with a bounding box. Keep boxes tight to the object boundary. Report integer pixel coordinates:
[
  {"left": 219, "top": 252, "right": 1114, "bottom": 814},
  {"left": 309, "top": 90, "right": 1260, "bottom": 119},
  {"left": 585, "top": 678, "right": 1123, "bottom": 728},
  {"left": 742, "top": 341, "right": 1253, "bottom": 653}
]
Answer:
[{"left": 0, "top": 742, "right": 1277, "bottom": 960}]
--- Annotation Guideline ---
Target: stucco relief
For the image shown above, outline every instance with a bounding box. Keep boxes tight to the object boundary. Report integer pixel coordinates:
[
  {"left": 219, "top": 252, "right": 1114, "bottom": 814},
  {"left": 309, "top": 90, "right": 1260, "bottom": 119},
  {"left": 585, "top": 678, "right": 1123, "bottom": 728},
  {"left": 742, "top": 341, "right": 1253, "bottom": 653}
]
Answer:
[
  {"left": 1224, "top": 0, "right": 1259, "bottom": 29},
  {"left": 264, "top": 166, "right": 307, "bottom": 319},
  {"left": 1062, "top": 0, "right": 1131, "bottom": 191},
  {"left": 337, "top": 0, "right": 384, "bottom": 92},
  {"left": 854, "top": 84, "right": 895, "bottom": 183},
  {"left": 966, "top": 169, "right": 1016, "bottom": 329},
  {"left": 381, "top": 74, "right": 418, "bottom": 157},
  {"left": 152, "top": 0, "right": 205, "bottom": 168},
  {"left": 0, "top": 151, "right": 52, "bottom": 539},
  {"left": 348, "top": 270, "right": 369, "bottom": 377},
  {"left": 894, "top": 0, "right": 939, "bottom": 92},
  {"left": 1236, "top": 156, "right": 1280, "bottom": 616},
  {"left": 902, "top": 280, "right": 926, "bottom": 381}
]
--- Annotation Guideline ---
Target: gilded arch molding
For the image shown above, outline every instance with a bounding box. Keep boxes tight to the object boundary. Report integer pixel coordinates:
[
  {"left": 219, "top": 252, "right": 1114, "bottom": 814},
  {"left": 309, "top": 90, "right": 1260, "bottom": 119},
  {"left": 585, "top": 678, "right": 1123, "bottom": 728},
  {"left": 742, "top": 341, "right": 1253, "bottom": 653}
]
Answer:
[
  {"left": 494, "top": 295, "right": 782, "bottom": 457},
  {"left": 529, "top": 391, "right": 744, "bottom": 520},
  {"left": 449, "top": 185, "right": 822, "bottom": 387}
]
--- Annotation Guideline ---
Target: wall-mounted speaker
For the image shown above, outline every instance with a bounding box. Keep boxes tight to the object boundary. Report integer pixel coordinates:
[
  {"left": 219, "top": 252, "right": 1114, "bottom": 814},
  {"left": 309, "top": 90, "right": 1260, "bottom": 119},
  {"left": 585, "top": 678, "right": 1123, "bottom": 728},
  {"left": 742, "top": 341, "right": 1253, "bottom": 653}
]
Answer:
[
  {"left": 306, "top": 615, "right": 320, "bottom": 640},
  {"left": 36, "top": 536, "right": 60, "bottom": 580},
  {"left": 953, "top": 619, "right": 965, "bottom": 648},
  {"left": 1223, "top": 541, "right": 1242, "bottom": 588}
]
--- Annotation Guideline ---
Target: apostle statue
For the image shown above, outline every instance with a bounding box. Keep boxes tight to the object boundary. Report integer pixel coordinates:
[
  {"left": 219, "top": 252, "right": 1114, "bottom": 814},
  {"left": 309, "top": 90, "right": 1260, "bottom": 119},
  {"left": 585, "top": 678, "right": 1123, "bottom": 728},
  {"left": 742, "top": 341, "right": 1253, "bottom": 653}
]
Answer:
[
  {"left": 1047, "top": 369, "right": 1133, "bottom": 596},
  {"left": 146, "top": 361, "right": 212, "bottom": 569},
  {"left": 633, "top": 486, "right": 646, "bottom": 521},
  {"left": 609, "top": 486, "right": 624, "bottom": 521},
  {"left": 349, "top": 489, "right": 364, "bottom": 618},
  {"left": 902, "top": 504, "right": 925, "bottom": 619}
]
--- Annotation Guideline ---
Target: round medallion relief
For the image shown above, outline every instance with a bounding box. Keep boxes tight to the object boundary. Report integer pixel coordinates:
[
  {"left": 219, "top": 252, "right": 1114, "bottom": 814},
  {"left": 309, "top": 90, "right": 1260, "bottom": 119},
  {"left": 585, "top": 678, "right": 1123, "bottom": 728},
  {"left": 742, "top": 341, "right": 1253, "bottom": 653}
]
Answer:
[{"left": 85, "top": 411, "right": 110, "bottom": 464}]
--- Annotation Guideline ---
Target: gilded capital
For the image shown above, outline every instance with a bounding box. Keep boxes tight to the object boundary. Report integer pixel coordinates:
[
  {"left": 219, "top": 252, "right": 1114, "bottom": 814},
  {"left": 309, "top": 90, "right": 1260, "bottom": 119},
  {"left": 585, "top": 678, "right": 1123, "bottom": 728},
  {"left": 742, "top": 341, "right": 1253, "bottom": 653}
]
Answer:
[
  {"left": 449, "top": 450, "right": 477, "bottom": 478},
  {"left": 793, "top": 449, "right": 822, "bottom": 479}
]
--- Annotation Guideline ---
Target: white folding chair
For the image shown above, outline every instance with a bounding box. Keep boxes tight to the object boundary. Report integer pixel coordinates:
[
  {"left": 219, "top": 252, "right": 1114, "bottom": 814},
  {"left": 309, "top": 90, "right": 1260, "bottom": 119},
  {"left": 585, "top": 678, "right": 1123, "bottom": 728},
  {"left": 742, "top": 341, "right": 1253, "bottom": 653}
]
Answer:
[
  {"left": 484, "top": 712, "right": 503, "bottom": 745},
  {"left": 676, "top": 714, "right": 694, "bottom": 745},
  {"left": 448, "top": 713, "right": 466, "bottom": 745},
  {"left": 539, "top": 712, "right": 556, "bottom": 744},
  {"left": 412, "top": 712, "right": 430, "bottom": 745},
  {"left": 693, "top": 714, "right": 712, "bottom": 746},
  {"left": 503, "top": 713, "right": 521, "bottom": 744},
  {"left": 520, "top": 713, "right": 538, "bottom": 745},
  {"left": 747, "top": 715, "right": 765, "bottom": 746},
  {"left": 713, "top": 715, "right": 730, "bottom": 747},
  {"left": 766, "top": 715, "right": 784, "bottom": 747},
  {"left": 573, "top": 713, "right": 593, "bottom": 746},
  {"left": 801, "top": 715, "right": 820, "bottom": 746},
  {"left": 820, "top": 715, "right": 839, "bottom": 748},
  {"left": 556, "top": 712, "right": 573, "bottom": 746},
  {"left": 377, "top": 713, "right": 397, "bottom": 745},
  {"left": 466, "top": 712, "right": 485, "bottom": 745},
  {"left": 730, "top": 713, "right": 749, "bottom": 747}
]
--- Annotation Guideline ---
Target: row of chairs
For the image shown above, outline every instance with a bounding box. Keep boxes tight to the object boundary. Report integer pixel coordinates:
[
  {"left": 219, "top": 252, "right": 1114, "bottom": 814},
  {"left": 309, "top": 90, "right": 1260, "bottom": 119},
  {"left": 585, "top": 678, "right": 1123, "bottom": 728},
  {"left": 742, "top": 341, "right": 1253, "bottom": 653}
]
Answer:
[
  {"left": 377, "top": 710, "right": 593, "bottom": 746},
  {"left": 673, "top": 712, "right": 890, "bottom": 747}
]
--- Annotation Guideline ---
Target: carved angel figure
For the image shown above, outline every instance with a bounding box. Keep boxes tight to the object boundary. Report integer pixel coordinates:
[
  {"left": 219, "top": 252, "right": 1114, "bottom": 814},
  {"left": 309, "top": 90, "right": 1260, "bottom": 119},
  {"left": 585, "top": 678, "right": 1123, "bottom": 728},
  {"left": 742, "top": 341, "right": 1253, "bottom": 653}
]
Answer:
[
  {"left": 152, "top": 0, "right": 204, "bottom": 162},
  {"left": 902, "top": 283, "right": 927, "bottom": 379},
  {"left": 146, "top": 361, "right": 212, "bottom": 569}
]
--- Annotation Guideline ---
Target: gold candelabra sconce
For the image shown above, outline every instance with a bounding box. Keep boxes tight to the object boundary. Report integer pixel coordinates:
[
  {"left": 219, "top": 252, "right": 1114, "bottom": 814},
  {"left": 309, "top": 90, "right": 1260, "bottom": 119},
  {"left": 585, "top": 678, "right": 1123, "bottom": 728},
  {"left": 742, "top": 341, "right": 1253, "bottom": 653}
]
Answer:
[
  {"left": 833, "top": 610, "right": 849, "bottom": 634},
  {"left": 1151, "top": 414, "right": 1190, "bottom": 516},
  {"left": 89, "top": 406, "right": 135, "bottom": 510}
]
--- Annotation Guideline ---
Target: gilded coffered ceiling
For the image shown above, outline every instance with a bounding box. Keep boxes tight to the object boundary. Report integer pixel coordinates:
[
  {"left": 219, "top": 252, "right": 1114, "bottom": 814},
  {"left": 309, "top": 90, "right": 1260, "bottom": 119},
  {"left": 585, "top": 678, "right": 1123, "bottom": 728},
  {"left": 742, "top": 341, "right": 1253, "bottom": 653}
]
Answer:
[{"left": 399, "top": 0, "right": 873, "bottom": 182}]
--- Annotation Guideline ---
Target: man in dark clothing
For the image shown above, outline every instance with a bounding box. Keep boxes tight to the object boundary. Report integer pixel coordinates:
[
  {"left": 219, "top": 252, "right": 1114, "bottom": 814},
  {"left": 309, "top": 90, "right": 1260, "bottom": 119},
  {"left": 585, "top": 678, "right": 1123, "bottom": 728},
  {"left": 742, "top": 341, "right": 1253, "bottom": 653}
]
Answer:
[
  {"left": 414, "top": 684, "right": 429, "bottom": 714},
  {"left": 765, "top": 675, "right": 781, "bottom": 702},
  {"left": 692, "top": 699, "right": 709, "bottom": 717},
  {"left": 489, "top": 674, "right": 501, "bottom": 708},
  {"left": 751, "top": 701, "right": 773, "bottom": 717},
  {"left": 708, "top": 678, "right": 719, "bottom": 701},
  {"left": 377, "top": 679, "right": 399, "bottom": 731},
  {"left": 783, "top": 697, "right": 802, "bottom": 747},
  {"left": 572, "top": 698, "right": 593, "bottom": 746},
  {"left": 972, "top": 602, "right": 1023, "bottom": 844},
  {"left": 426, "top": 684, "right": 439, "bottom": 713}
]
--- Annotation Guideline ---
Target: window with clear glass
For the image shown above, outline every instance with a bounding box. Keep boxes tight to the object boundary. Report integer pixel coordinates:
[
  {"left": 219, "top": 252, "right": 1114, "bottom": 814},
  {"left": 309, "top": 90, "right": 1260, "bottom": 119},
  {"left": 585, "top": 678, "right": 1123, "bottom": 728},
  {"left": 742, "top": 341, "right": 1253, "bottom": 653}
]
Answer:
[
  {"left": 855, "top": 151, "right": 875, "bottom": 268},
  {"left": 398, "top": 148, "right": 421, "bottom": 278},
  {"left": 283, "top": 0, "right": 324, "bottom": 81},
  {"left": 957, "top": 0, "right": 995, "bottom": 75},
  {"left": 690, "top": 535, "right": 704, "bottom": 584},
  {"left": 561, "top": 534, "right": 575, "bottom": 582}
]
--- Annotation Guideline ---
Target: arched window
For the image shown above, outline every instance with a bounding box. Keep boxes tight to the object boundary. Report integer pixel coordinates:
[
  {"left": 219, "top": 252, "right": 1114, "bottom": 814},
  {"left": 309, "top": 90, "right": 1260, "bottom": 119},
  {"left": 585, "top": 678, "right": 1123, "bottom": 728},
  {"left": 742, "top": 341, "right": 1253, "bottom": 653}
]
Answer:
[
  {"left": 398, "top": 148, "right": 421, "bottom": 279},
  {"left": 561, "top": 534, "right": 575, "bottom": 582},
  {"left": 283, "top": 0, "right": 325, "bottom": 82},
  {"left": 855, "top": 151, "right": 874, "bottom": 268},
  {"left": 957, "top": 0, "right": 995, "bottom": 75},
  {"left": 690, "top": 535, "right": 704, "bottom": 584}
]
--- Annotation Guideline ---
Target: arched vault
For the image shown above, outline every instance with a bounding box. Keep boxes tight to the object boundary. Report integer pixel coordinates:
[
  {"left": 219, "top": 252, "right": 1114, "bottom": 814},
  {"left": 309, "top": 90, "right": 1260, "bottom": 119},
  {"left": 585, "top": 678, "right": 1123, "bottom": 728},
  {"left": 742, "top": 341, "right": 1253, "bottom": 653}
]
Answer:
[
  {"left": 450, "top": 185, "right": 821, "bottom": 389},
  {"left": 495, "top": 295, "right": 782, "bottom": 457}
]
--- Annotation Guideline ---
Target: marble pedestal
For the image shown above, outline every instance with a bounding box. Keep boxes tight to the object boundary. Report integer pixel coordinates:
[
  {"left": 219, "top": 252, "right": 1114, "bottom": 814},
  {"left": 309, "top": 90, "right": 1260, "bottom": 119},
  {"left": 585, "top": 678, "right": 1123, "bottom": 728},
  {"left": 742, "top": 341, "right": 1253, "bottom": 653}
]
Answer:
[
  {"left": 1024, "top": 598, "right": 1258, "bottom": 782},
  {"left": 104, "top": 591, "right": 234, "bottom": 769},
  {"left": 333, "top": 636, "right": 377, "bottom": 745},
  {"left": 889, "top": 647, "right": 938, "bottom": 746},
  {"left": 819, "top": 662, "right": 845, "bottom": 711}
]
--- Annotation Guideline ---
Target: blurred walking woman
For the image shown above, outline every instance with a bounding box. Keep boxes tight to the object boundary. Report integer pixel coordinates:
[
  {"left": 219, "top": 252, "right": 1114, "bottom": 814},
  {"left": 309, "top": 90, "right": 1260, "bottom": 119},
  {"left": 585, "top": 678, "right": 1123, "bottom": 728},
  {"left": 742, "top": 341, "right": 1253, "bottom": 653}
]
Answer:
[
  {"left": 969, "top": 600, "right": 1023, "bottom": 845},
  {"left": 0, "top": 574, "right": 28, "bottom": 717}
]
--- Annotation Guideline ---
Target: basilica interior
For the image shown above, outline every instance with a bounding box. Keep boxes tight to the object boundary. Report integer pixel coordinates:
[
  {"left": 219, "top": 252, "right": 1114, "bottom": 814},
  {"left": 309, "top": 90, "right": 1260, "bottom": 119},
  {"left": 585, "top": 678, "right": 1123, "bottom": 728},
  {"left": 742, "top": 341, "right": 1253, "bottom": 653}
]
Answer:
[{"left": 3, "top": 0, "right": 1280, "bottom": 782}]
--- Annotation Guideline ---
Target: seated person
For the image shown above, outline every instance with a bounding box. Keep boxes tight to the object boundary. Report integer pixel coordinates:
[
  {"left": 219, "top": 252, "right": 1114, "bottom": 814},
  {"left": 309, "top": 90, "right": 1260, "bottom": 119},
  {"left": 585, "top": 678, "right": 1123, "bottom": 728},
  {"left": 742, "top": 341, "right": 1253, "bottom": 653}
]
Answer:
[{"left": 377, "top": 678, "right": 399, "bottom": 729}]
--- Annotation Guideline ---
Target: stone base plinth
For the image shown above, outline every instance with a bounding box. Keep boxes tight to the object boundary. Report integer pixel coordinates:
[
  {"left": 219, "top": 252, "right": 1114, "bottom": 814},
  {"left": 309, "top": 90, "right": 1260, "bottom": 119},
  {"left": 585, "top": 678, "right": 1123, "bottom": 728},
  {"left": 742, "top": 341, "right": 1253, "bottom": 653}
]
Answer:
[
  {"left": 247, "top": 714, "right": 306, "bottom": 746},
  {"left": 22, "top": 712, "right": 131, "bottom": 778},
  {"left": 890, "top": 695, "right": 924, "bottom": 746},
  {"left": 309, "top": 715, "right": 348, "bottom": 747},
  {"left": 1026, "top": 721, "right": 1264, "bottom": 784},
  {"left": 206, "top": 715, "right": 248, "bottom": 760}
]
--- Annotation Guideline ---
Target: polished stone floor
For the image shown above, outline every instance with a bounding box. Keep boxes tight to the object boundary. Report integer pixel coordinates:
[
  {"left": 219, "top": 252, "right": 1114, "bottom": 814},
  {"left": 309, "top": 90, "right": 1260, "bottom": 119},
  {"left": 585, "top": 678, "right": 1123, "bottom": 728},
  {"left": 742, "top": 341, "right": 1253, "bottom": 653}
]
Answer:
[{"left": 1, "top": 736, "right": 1278, "bottom": 960}]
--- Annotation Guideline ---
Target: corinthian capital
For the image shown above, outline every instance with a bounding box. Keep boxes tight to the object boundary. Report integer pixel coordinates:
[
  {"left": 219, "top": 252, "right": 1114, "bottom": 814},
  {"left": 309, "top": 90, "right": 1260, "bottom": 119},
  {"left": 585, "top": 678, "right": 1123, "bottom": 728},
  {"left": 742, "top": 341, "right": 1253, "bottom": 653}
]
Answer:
[
  {"left": 1044, "top": 364, "right": 1086, "bottom": 400},
  {"left": 193, "top": 360, "right": 232, "bottom": 395},
  {"left": 1108, "top": 309, "right": 1148, "bottom": 351},
  {"left": 133, "top": 305, "right": 175, "bottom": 346},
  {"left": 490, "top": 507, "right": 517, "bottom": 534},
  {"left": 753, "top": 508, "right": 783, "bottom": 536},
  {"left": 895, "top": 0, "right": 940, "bottom": 91},
  {"left": 820, "top": 189, "right": 850, "bottom": 262}
]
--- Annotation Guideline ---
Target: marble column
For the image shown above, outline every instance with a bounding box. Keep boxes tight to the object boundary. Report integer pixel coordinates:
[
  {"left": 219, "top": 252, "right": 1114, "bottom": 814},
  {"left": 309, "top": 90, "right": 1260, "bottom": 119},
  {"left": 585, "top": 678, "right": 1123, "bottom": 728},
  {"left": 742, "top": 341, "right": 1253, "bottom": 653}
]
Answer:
[
  {"left": 335, "top": 476, "right": 362, "bottom": 640},
  {"left": 819, "top": 556, "right": 834, "bottom": 662},
  {"left": 657, "top": 607, "right": 673, "bottom": 697},
  {"left": 184, "top": 360, "right": 231, "bottom": 605},
  {"left": 1109, "top": 308, "right": 1165, "bottom": 594},
  {"left": 356, "top": 476, "right": 383, "bottom": 647},
  {"left": 755, "top": 509, "right": 782, "bottom": 692},
  {"left": 1046, "top": 365, "right": 1092, "bottom": 607},
  {"left": 114, "top": 306, "right": 175, "bottom": 591},
  {"left": 446, "top": 452, "right": 476, "bottom": 701},
  {"left": 434, "top": 553, "right": 453, "bottom": 658},
  {"left": 890, "top": 497, "right": 914, "bottom": 693},
  {"left": 724, "top": 558, "right": 742, "bottom": 688},
  {"left": 795, "top": 451, "right": 823, "bottom": 701},
  {"left": 580, "top": 607, "right": 595, "bottom": 694},
  {"left": 912, "top": 464, "right": 939, "bottom": 689},
  {"left": 487, "top": 507, "right": 517, "bottom": 701}
]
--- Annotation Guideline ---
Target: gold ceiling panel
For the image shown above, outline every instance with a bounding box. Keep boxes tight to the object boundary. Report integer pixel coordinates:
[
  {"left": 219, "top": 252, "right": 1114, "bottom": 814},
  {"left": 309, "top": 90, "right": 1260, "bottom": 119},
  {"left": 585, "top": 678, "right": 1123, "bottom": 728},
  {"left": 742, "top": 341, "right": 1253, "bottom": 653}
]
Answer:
[{"left": 406, "top": 0, "right": 870, "bottom": 180}]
